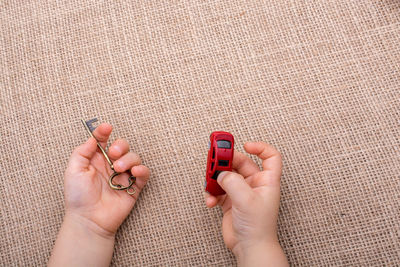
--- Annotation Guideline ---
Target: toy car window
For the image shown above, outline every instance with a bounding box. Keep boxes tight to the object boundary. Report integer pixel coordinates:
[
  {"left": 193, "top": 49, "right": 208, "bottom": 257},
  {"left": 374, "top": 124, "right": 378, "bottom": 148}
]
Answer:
[
  {"left": 217, "top": 140, "right": 231, "bottom": 149},
  {"left": 218, "top": 160, "right": 229, "bottom": 166}
]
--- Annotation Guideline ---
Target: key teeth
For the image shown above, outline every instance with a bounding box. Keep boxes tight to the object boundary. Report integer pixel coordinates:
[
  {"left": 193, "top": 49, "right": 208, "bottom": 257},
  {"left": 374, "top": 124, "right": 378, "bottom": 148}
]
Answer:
[{"left": 85, "top": 118, "right": 98, "bottom": 132}]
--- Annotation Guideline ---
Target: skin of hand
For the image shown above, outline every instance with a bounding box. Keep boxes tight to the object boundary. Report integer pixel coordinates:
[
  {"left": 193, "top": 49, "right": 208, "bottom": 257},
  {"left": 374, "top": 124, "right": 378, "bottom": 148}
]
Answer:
[
  {"left": 205, "top": 142, "right": 288, "bottom": 267},
  {"left": 49, "top": 123, "right": 150, "bottom": 267}
]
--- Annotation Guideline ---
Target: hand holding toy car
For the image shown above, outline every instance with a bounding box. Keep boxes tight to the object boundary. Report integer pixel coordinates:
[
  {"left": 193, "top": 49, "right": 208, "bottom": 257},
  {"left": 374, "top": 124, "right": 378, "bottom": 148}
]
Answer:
[
  {"left": 204, "top": 138, "right": 288, "bottom": 266},
  {"left": 205, "top": 131, "right": 234, "bottom": 196}
]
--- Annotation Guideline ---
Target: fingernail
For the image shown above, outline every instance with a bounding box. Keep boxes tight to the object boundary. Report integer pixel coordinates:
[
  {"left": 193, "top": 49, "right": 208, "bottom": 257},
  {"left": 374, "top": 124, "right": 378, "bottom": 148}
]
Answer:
[{"left": 217, "top": 171, "right": 228, "bottom": 183}]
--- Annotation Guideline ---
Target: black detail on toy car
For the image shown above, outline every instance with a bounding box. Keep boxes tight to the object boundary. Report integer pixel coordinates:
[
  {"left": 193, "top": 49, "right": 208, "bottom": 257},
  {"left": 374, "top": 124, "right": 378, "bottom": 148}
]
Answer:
[
  {"left": 218, "top": 160, "right": 229, "bottom": 166},
  {"left": 217, "top": 140, "right": 231, "bottom": 149},
  {"left": 212, "top": 170, "right": 222, "bottom": 180}
]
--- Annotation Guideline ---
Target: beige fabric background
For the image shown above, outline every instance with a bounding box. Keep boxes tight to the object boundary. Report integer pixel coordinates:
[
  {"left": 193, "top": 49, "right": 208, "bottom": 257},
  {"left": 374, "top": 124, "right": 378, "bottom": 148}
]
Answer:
[{"left": 1, "top": 0, "right": 399, "bottom": 266}]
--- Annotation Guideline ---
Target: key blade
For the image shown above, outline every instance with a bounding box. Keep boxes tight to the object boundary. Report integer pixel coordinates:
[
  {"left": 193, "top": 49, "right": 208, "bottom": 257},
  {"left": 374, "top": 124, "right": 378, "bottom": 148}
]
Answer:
[
  {"left": 85, "top": 118, "right": 98, "bottom": 132},
  {"left": 80, "top": 118, "right": 114, "bottom": 169},
  {"left": 81, "top": 118, "right": 95, "bottom": 138}
]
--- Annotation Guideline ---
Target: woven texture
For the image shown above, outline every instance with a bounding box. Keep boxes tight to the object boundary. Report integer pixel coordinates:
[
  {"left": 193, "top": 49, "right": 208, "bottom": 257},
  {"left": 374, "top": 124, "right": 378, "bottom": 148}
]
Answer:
[{"left": 1, "top": 1, "right": 400, "bottom": 266}]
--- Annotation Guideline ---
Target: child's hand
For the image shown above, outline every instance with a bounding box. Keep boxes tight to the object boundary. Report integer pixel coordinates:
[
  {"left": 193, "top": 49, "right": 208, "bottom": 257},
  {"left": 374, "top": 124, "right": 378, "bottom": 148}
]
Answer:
[
  {"left": 50, "top": 123, "right": 149, "bottom": 266},
  {"left": 64, "top": 123, "right": 150, "bottom": 235},
  {"left": 205, "top": 142, "right": 288, "bottom": 267}
]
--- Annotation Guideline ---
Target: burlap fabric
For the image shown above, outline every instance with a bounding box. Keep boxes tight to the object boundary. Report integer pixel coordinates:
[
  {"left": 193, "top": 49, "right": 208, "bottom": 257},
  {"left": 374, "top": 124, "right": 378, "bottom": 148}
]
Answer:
[{"left": 1, "top": 1, "right": 399, "bottom": 266}]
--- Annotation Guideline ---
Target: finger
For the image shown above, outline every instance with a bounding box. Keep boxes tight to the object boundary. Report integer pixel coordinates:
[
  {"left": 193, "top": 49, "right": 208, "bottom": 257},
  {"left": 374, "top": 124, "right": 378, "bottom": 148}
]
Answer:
[
  {"left": 249, "top": 171, "right": 282, "bottom": 189},
  {"left": 117, "top": 165, "right": 150, "bottom": 201},
  {"left": 108, "top": 139, "right": 130, "bottom": 160},
  {"left": 205, "top": 193, "right": 218, "bottom": 208},
  {"left": 91, "top": 123, "right": 112, "bottom": 149},
  {"left": 244, "top": 142, "right": 282, "bottom": 178},
  {"left": 68, "top": 137, "right": 97, "bottom": 171},
  {"left": 221, "top": 195, "right": 232, "bottom": 213},
  {"left": 217, "top": 171, "right": 254, "bottom": 209},
  {"left": 125, "top": 183, "right": 142, "bottom": 201},
  {"left": 130, "top": 165, "right": 150, "bottom": 190},
  {"left": 205, "top": 192, "right": 225, "bottom": 208},
  {"left": 232, "top": 150, "right": 260, "bottom": 178},
  {"left": 113, "top": 152, "right": 142, "bottom": 172},
  {"left": 204, "top": 192, "right": 225, "bottom": 208}
]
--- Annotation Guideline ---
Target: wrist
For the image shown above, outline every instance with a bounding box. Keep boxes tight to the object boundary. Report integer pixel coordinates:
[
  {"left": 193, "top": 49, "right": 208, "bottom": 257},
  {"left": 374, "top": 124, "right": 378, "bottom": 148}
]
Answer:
[
  {"left": 64, "top": 211, "right": 116, "bottom": 241},
  {"left": 49, "top": 212, "right": 115, "bottom": 267},
  {"left": 233, "top": 240, "right": 288, "bottom": 267}
]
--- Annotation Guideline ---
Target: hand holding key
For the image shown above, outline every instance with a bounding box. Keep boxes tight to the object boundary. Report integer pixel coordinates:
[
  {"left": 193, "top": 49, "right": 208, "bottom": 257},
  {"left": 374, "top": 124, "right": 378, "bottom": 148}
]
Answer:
[
  {"left": 64, "top": 122, "right": 150, "bottom": 234},
  {"left": 81, "top": 119, "right": 136, "bottom": 194},
  {"left": 49, "top": 122, "right": 150, "bottom": 266}
]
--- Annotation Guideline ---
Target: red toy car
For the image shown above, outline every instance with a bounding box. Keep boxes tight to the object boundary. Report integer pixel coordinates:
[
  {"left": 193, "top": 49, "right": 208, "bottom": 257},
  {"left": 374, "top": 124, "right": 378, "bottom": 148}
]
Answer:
[{"left": 205, "top": 131, "right": 234, "bottom": 196}]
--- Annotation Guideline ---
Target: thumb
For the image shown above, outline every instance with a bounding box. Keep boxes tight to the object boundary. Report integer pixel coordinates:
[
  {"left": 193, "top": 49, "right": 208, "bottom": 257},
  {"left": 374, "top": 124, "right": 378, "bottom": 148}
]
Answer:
[
  {"left": 217, "top": 171, "right": 254, "bottom": 209},
  {"left": 68, "top": 137, "right": 98, "bottom": 171}
]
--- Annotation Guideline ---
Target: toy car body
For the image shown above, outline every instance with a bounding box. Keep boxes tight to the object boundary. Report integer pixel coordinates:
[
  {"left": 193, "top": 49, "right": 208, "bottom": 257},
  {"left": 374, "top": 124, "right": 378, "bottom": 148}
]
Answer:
[{"left": 205, "top": 131, "right": 234, "bottom": 195}]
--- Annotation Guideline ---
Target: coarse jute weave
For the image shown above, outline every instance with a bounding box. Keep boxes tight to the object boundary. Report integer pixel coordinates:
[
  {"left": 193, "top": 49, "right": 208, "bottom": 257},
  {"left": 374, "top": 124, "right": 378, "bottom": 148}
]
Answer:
[{"left": 1, "top": 0, "right": 399, "bottom": 266}]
